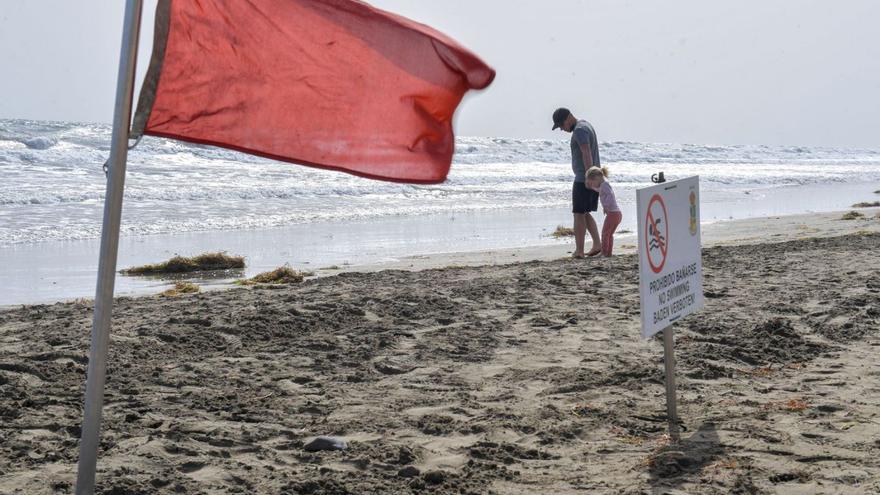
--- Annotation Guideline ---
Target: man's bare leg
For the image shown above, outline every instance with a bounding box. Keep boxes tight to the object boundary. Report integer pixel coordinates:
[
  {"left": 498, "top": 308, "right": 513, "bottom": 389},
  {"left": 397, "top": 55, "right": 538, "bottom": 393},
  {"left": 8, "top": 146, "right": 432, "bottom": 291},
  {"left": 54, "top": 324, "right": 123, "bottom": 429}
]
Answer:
[
  {"left": 585, "top": 213, "right": 601, "bottom": 256},
  {"left": 573, "top": 213, "right": 587, "bottom": 258}
]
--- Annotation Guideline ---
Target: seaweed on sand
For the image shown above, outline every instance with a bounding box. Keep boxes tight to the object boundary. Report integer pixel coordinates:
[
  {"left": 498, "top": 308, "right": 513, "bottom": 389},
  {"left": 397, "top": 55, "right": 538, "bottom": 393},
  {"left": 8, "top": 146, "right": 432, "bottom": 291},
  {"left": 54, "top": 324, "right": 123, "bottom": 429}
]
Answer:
[{"left": 121, "top": 252, "right": 245, "bottom": 275}]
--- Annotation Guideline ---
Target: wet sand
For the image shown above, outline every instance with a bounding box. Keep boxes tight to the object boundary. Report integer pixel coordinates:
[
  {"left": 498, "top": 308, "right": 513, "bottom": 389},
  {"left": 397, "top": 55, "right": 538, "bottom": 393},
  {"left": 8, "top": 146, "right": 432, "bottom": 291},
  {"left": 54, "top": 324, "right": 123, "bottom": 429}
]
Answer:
[
  {"left": 1, "top": 212, "right": 880, "bottom": 494},
  {"left": 3, "top": 180, "right": 878, "bottom": 307}
]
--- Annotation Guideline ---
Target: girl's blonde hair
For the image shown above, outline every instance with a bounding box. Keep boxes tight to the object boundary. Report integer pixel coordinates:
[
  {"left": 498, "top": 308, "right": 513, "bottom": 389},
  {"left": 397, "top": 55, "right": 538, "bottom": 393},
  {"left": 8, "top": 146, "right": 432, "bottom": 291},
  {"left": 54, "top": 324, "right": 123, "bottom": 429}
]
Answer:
[{"left": 586, "top": 166, "right": 610, "bottom": 180}]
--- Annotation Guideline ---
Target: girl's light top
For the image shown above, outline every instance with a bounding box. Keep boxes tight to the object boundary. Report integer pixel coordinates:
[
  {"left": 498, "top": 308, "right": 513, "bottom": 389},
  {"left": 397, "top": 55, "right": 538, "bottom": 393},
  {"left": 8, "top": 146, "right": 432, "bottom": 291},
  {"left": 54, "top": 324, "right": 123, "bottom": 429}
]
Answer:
[{"left": 599, "top": 181, "right": 620, "bottom": 213}]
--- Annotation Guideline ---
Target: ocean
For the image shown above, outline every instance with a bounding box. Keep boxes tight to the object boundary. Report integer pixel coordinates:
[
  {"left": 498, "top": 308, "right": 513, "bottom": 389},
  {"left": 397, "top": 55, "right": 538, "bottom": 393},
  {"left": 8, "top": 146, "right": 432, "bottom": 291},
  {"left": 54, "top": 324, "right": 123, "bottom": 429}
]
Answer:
[
  {"left": 4, "top": 118, "right": 880, "bottom": 246},
  {"left": 2, "top": 118, "right": 879, "bottom": 304}
]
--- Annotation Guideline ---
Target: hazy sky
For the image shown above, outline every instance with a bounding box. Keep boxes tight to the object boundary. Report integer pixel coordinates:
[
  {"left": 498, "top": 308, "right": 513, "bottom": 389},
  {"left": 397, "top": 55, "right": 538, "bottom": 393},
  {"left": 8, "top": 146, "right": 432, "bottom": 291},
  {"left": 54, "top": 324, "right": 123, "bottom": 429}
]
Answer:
[{"left": 2, "top": 0, "right": 879, "bottom": 147}]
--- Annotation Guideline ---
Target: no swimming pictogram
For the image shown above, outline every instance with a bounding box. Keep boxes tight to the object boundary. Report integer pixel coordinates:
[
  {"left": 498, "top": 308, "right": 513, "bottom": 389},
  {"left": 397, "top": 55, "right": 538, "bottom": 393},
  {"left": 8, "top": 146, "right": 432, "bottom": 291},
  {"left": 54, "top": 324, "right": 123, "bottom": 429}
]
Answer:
[{"left": 645, "top": 194, "right": 668, "bottom": 273}]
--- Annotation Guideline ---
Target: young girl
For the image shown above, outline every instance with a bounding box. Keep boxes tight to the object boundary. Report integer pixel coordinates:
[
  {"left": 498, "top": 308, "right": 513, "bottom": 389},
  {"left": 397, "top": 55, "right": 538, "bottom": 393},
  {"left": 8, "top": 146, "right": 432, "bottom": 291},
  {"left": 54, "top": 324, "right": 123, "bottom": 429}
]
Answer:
[{"left": 586, "top": 167, "right": 622, "bottom": 257}]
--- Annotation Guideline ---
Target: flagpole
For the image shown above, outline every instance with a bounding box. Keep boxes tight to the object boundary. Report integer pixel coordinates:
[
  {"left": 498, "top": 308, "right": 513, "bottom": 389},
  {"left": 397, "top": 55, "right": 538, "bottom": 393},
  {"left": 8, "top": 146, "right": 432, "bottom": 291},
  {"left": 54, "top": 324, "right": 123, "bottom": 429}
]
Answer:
[{"left": 76, "top": 1, "right": 144, "bottom": 493}]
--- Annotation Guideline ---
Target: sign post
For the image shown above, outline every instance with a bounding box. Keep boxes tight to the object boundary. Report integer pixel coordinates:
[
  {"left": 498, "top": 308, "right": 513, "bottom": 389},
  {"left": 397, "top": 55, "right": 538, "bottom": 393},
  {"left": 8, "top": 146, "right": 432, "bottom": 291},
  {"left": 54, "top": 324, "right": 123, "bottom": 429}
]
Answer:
[
  {"left": 637, "top": 176, "right": 704, "bottom": 442},
  {"left": 662, "top": 326, "right": 679, "bottom": 441}
]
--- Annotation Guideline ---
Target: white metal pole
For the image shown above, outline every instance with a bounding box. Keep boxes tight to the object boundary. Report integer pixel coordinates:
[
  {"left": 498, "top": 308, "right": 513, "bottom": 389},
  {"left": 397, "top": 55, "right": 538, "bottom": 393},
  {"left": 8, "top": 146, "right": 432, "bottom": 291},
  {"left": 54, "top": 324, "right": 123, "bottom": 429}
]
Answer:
[
  {"left": 76, "top": 1, "right": 144, "bottom": 493},
  {"left": 662, "top": 325, "right": 680, "bottom": 442}
]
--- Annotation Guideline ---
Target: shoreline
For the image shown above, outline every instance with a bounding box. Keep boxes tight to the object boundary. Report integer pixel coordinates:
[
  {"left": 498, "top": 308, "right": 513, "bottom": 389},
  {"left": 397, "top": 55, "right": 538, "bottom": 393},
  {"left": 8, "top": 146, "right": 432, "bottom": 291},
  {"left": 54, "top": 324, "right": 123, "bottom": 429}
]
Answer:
[
  {"left": 346, "top": 207, "right": 880, "bottom": 274},
  {"left": 2, "top": 206, "right": 879, "bottom": 308}
]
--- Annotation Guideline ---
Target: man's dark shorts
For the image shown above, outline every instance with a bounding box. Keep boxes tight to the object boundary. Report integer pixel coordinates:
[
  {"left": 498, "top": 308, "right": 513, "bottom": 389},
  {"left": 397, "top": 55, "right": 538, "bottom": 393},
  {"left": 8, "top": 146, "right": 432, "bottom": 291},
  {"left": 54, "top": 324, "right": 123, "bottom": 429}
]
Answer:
[{"left": 572, "top": 181, "right": 599, "bottom": 214}]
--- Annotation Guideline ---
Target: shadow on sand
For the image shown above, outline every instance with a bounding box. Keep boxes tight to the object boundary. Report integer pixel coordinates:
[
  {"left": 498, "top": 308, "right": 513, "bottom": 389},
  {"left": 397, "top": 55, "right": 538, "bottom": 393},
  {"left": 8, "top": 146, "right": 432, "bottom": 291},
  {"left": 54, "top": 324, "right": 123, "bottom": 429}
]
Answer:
[{"left": 648, "top": 422, "right": 725, "bottom": 494}]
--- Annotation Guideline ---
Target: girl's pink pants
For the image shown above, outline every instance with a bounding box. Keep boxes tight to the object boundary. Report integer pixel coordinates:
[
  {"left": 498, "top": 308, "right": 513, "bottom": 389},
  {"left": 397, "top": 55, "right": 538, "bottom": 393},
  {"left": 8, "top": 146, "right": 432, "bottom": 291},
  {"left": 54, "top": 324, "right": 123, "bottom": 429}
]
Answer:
[{"left": 602, "top": 211, "right": 623, "bottom": 256}]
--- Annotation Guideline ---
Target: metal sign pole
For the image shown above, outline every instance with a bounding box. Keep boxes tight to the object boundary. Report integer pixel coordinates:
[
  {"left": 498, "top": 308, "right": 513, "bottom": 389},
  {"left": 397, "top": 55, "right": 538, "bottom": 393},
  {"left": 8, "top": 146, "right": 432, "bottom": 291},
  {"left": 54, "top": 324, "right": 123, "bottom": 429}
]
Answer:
[
  {"left": 662, "top": 325, "right": 680, "bottom": 442},
  {"left": 76, "top": 1, "right": 144, "bottom": 493}
]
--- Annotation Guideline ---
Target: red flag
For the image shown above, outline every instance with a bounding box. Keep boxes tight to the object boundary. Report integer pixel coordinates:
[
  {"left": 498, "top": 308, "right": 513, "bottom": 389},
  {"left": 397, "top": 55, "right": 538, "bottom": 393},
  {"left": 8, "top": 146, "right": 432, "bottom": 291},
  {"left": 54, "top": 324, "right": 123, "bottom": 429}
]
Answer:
[{"left": 132, "top": 0, "right": 495, "bottom": 184}]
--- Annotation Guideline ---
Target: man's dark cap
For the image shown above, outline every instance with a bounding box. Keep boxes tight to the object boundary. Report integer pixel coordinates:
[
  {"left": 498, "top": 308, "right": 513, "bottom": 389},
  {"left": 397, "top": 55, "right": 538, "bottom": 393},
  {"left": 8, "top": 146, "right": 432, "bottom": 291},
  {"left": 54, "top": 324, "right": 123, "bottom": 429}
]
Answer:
[{"left": 552, "top": 107, "right": 571, "bottom": 130}]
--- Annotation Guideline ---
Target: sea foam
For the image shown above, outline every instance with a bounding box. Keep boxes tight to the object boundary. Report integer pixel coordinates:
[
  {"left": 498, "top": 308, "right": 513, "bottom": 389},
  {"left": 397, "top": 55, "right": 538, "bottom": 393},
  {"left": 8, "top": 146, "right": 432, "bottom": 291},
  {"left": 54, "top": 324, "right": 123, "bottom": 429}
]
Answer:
[{"left": 2, "top": 118, "right": 879, "bottom": 246}]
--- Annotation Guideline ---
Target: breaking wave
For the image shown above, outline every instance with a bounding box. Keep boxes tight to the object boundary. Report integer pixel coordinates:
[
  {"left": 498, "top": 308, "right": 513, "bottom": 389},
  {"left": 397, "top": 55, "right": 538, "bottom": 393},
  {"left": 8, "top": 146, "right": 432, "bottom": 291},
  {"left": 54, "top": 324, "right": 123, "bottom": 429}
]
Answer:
[{"left": 2, "top": 118, "right": 879, "bottom": 245}]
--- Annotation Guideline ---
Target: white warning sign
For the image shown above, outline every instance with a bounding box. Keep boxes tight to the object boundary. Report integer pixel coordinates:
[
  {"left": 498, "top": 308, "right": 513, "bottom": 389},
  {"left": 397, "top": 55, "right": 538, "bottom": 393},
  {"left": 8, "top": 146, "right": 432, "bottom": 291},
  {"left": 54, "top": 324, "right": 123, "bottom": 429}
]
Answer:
[{"left": 637, "top": 176, "right": 704, "bottom": 338}]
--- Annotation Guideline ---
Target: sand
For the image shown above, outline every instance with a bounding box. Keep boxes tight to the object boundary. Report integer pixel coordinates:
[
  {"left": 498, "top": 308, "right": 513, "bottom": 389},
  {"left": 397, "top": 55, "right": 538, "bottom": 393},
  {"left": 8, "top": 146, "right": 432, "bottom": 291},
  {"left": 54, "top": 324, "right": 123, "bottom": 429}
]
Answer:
[{"left": 1, "top": 210, "right": 880, "bottom": 494}]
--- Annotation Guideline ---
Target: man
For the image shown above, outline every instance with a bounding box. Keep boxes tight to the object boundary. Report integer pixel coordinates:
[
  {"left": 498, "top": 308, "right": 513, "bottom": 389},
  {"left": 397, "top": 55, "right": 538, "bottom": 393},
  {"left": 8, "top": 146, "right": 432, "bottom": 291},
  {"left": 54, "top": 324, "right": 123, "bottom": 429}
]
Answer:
[{"left": 552, "top": 107, "right": 601, "bottom": 257}]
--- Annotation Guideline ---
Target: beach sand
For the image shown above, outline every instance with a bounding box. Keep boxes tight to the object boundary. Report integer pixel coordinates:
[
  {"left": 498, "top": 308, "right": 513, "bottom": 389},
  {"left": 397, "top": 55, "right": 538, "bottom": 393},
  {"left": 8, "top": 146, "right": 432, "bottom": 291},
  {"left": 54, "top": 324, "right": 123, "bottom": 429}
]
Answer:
[{"left": 1, "top": 209, "right": 880, "bottom": 494}]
